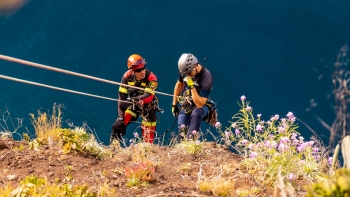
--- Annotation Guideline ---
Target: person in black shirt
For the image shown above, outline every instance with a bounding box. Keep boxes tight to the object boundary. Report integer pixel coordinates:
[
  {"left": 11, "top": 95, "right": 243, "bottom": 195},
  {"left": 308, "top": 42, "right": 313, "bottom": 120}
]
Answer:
[{"left": 172, "top": 53, "right": 215, "bottom": 139}]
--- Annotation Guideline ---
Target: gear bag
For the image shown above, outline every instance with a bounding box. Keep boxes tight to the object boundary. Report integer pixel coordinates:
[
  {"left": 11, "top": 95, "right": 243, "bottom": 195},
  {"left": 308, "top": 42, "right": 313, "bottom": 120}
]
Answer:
[{"left": 203, "top": 98, "right": 218, "bottom": 127}]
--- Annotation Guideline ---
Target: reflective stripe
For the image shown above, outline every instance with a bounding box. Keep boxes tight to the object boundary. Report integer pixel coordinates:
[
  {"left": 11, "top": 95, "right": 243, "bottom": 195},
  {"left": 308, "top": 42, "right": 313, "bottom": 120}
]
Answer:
[
  {"left": 141, "top": 120, "right": 156, "bottom": 126},
  {"left": 128, "top": 82, "right": 135, "bottom": 85},
  {"left": 144, "top": 88, "right": 155, "bottom": 95},
  {"left": 119, "top": 87, "right": 128, "bottom": 94},
  {"left": 126, "top": 109, "right": 137, "bottom": 117}
]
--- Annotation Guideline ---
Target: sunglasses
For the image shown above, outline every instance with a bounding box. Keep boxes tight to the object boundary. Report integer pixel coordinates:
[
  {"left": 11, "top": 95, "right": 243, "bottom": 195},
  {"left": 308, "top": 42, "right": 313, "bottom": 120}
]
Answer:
[{"left": 133, "top": 66, "right": 146, "bottom": 73}]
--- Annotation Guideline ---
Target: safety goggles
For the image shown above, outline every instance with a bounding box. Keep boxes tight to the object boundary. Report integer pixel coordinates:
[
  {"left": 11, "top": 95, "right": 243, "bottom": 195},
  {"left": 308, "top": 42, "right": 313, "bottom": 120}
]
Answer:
[
  {"left": 130, "top": 59, "right": 147, "bottom": 69},
  {"left": 133, "top": 66, "right": 146, "bottom": 73}
]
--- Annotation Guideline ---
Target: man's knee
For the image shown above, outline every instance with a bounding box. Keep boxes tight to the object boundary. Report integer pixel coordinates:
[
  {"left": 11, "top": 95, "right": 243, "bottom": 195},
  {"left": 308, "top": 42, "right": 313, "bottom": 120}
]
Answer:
[{"left": 191, "top": 107, "right": 206, "bottom": 117}]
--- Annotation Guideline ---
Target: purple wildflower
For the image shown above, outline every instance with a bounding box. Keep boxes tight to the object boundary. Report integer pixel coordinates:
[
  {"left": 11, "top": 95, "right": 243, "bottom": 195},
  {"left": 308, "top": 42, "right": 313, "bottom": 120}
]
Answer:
[
  {"left": 288, "top": 173, "right": 296, "bottom": 181},
  {"left": 328, "top": 157, "right": 333, "bottom": 165},
  {"left": 291, "top": 133, "right": 298, "bottom": 140},
  {"left": 271, "top": 141, "right": 278, "bottom": 148},
  {"left": 278, "top": 143, "right": 289, "bottom": 152},
  {"left": 224, "top": 131, "right": 231, "bottom": 139},
  {"left": 314, "top": 155, "right": 320, "bottom": 161},
  {"left": 274, "top": 114, "right": 279, "bottom": 121},
  {"left": 264, "top": 140, "right": 271, "bottom": 148},
  {"left": 195, "top": 140, "right": 200, "bottom": 145},
  {"left": 297, "top": 145, "right": 305, "bottom": 152},
  {"left": 287, "top": 112, "right": 296, "bottom": 122},
  {"left": 133, "top": 132, "right": 139, "bottom": 138},
  {"left": 235, "top": 129, "right": 240, "bottom": 135},
  {"left": 299, "top": 136, "right": 304, "bottom": 142},
  {"left": 241, "top": 95, "right": 246, "bottom": 101},
  {"left": 292, "top": 139, "right": 299, "bottom": 146},
  {"left": 250, "top": 151, "right": 258, "bottom": 159},
  {"left": 215, "top": 122, "right": 222, "bottom": 128},
  {"left": 181, "top": 124, "right": 186, "bottom": 129},
  {"left": 257, "top": 114, "right": 262, "bottom": 118},
  {"left": 278, "top": 126, "right": 285, "bottom": 133},
  {"left": 241, "top": 139, "right": 248, "bottom": 145},
  {"left": 231, "top": 123, "right": 237, "bottom": 128},
  {"left": 192, "top": 130, "right": 197, "bottom": 135},
  {"left": 246, "top": 106, "right": 252, "bottom": 111},
  {"left": 280, "top": 137, "right": 290, "bottom": 144},
  {"left": 256, "top": 124, "right": 263, "bottom": 132}
]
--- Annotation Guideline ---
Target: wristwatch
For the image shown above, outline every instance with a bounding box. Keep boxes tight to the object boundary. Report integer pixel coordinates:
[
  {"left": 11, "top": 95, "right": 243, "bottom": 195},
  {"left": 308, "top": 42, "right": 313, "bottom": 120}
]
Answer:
[{"left": 118, "top": 118, "right": 124, "bottom": 121}]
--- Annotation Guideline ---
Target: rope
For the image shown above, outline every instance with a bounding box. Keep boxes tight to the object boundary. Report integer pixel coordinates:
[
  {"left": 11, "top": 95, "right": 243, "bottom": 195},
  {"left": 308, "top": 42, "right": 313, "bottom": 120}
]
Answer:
[
  {"left": 0, "top": 54, "right": 178, "bottom": 98},
  {"left": 0, "top": 74, "right": 133, "bottom": 103}
]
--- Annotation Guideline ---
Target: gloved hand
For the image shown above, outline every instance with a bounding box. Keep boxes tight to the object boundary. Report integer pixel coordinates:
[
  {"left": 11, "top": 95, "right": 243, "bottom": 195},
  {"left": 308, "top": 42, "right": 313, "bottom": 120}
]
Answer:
[
  {"left": 172, "top": 104, "right": 179, "bottom": 117},
  {"left": 111, "top": 118, "right": 126, "bottom": 136},
  {"left": 183, "top": 76, "right": 195, "bottom": 89},
  {"left": 130, "top": 97, "right": 143, "bottom": 105}
]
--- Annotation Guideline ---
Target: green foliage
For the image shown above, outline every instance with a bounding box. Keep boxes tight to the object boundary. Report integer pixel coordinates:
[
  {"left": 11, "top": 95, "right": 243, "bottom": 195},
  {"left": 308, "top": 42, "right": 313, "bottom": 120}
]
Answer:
[
  {"left": 28, "top": 137, "right": 46, "bottom": 151},
  {"left": 59, "top": 128, "right": 89, "bottom": 154},
  {"left": 7, "top": 175, "right": 97, "bottom": 197},
  {"left": 175, "top": 138, "right": 205, "bottom": 155},
  {"left": 198, "top": 178, "right": 235, "bottom": 197},
  {"left": 12, "top": 144, "right": 24, "bottom": 151},
  {"left": 22, "top": 133, "right": 30, "bottom": 142},
  {"left": 174, "top": 126, "right": 205, "bottom": 155},
  {"left": 307, "top": 169, "right": 350, "bottom": 197}
]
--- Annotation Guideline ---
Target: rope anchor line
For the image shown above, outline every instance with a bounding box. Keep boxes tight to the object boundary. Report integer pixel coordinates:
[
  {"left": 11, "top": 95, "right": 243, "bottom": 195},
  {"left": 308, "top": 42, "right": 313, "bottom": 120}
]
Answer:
[
  {"left": 0, "top": 74, "right": 133, "bottom": 103},
  {"left": 0, "top": 54, "right": 179, "bottom": 98}
]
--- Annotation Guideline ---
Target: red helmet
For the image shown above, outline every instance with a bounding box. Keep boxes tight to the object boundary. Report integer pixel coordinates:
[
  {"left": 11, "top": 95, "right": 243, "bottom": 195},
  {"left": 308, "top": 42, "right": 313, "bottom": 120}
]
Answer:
[{"left": 127, "top": 54, "right": 146, "bottom": 70}]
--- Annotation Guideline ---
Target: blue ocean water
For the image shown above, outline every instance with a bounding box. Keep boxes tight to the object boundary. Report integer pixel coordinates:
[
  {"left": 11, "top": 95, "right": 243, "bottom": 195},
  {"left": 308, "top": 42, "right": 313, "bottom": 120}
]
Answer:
[{"left": 0, "top": 0, "right": 349, "bottom": 145}]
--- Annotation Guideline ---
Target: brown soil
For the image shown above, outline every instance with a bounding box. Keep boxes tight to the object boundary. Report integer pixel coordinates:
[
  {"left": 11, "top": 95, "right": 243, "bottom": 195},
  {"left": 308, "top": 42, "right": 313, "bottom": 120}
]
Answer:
[{"left": 0, "top": 137, "right": 308, "bottom": 197}]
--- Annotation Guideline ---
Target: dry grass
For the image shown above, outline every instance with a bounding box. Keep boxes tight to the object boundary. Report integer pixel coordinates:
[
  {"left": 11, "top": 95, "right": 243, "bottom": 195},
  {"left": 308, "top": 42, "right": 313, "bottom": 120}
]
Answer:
[{"left": 29, "top": 103, "right": 63, "bottom": 142}]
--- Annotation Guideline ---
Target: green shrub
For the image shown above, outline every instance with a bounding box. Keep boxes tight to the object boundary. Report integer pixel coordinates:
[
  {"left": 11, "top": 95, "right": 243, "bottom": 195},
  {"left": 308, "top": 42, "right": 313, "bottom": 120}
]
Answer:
[
  {"left": 307, "top": 169, "right": 350, "bottom": 197},
  {"left": 220, "top": 96, "right": 327, "bottom": 188}
]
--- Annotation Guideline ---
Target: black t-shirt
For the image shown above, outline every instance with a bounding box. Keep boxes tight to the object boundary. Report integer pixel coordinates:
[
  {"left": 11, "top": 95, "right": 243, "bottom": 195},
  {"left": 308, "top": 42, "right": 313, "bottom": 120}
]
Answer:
[{"left": 178, "top": 66, "right": 213, "bottom": 98}]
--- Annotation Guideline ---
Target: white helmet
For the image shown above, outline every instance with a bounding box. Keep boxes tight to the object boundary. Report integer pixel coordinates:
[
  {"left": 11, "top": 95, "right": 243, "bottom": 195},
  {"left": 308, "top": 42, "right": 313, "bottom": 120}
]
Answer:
[{"left": 178, "top": 53, "right": 198, "bottom": 75}]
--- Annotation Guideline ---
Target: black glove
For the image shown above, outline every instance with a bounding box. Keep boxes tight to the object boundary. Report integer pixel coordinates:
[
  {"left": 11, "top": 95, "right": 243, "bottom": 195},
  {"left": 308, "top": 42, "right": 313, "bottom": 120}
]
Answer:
[
  {"left": 172, "top": 104, "right": 179, "bottom": 117},
  {"left": 120, "top": 101, "right": 132, "bottom": 111},
  {"left": 111, "top": 118, "right": 126, "bottom": 140}
]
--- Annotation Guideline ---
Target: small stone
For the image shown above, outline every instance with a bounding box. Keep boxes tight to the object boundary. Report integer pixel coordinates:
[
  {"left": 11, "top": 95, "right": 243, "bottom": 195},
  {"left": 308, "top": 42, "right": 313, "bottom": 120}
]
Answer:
[{"left": 7, "top": 174, "right": 16, "bottom": 180}]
